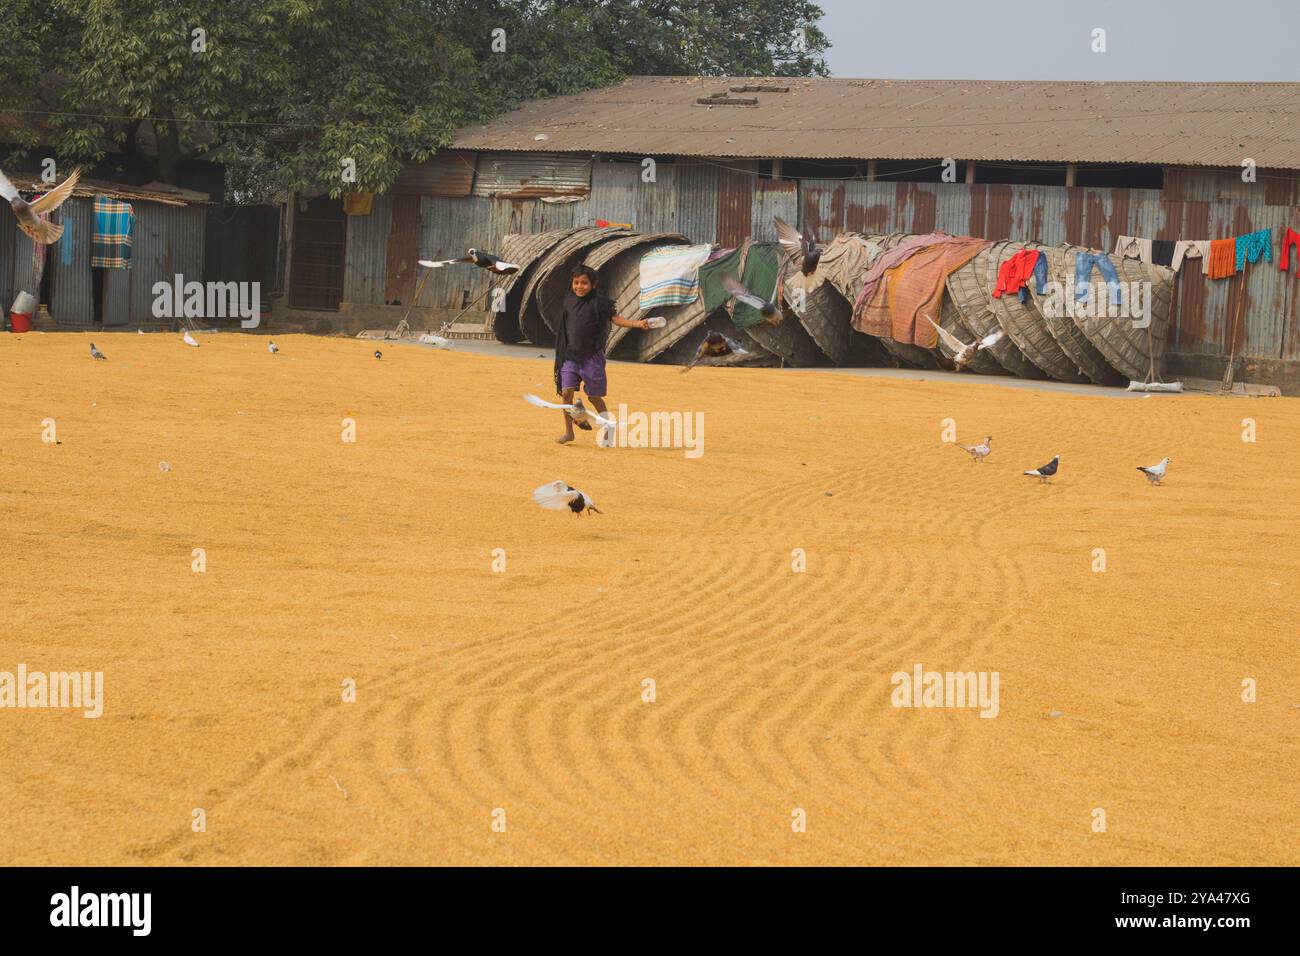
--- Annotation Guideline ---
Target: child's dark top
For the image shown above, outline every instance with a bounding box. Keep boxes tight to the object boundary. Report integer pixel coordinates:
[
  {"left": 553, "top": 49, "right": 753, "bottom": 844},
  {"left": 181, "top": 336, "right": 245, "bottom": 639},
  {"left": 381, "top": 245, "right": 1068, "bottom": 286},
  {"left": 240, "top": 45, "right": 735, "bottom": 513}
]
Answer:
[{"left": 553, "top": 290, "right": 615, "bottom": 390}]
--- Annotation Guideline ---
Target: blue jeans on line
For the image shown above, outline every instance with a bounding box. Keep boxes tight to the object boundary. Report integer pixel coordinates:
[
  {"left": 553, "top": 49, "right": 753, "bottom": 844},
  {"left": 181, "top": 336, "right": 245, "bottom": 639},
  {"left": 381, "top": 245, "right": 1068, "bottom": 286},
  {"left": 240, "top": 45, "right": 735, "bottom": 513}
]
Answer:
[
  {"left": 1075, "top": 251, "right": 1122, "bottom": 306},
  {"left": 1018, "top": 252, "right": 1049, "bottom": 303}
]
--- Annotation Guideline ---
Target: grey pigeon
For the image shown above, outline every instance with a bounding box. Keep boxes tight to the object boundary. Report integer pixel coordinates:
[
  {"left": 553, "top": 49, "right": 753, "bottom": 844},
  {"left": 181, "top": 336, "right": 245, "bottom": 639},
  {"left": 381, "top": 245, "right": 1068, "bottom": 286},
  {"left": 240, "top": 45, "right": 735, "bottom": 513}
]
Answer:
[
  {"left": 373, "top": 350, "right": 382, "bottom": 360},
  {"left": 774, "top": 216, "right": 822, "bottom": 275},
  {"left": 1024, "top": 455, "right": 1059, "bottom": 484},
  {"left": 720, "top": 274, "right": 780, "bottom": 324},
  {"left": 682, "top": 330, "right": 748, "bottom": 373},
  {"left": 89, "top": 342, "right": 106, "bottom": 361}
]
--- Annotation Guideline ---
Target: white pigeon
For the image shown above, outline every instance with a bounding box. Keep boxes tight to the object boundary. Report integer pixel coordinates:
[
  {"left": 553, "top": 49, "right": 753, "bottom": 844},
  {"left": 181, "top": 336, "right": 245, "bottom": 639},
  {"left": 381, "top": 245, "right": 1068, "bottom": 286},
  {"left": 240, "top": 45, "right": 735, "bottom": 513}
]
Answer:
[
  {"left": 137, "top": 329, "right": 145, "bottom": 335},
  {"left": 1137, "top": 456, "right": 1172, "bottom": 485},
  {"left": 522, "top": 392, "right": 617, "bottom": 430},
  {"left": 926, "top": 315, "right": 1004, "bottom": 370},
  {"left": 958, "top": 435, "right": 992, "bottom": 462},
  {"left": 268, "top": 340, "right": 279, "bottom": 354},
  {"left": 0, "top": 166, "right": 82, "bottom": 244},
  {"left": 183, "top": 331, "right": 200, "bottom": 347},
  {"left": 1024, "top": 454, "right": 1060, "bottom": 484},
  {"left": 532, "top": 480, "right": 601, "bottom": 515},
  {"left": 418, "top": 333, "right": 452, "bottom": 349}
]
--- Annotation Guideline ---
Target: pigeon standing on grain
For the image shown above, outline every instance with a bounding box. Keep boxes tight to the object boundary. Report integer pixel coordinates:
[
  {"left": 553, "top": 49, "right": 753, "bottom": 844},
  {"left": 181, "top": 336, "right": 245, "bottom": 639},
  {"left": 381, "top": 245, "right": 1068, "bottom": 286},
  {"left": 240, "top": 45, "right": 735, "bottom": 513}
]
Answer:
[
  {"left": 533, "top": 480, "right": 602, "bottom": 515},
  {"left": 419, "top": 247, "right": 520, "bottom": 275},
  {"left": 682, "top": 330, "right": 749, "bottom": 373},
  {"left": 1024, "top": 455, "right": 1060, "bottom": 484},
  {"left": 774, "top": 216, "right": 822, "bottom": 276},
  {"left": 89, "top": 342, "right": 106, "bottom": 360},
  {"left": 720, "top": 274, "right": 781, "bottom": 325},
  {"left": 183, "top": 331, "right": 200, "bottom": 347},
  {"left": 0, "top": 166, "right": 82, "bottom": 244},
  {"left": 958, "top": 436, "right": 992, "bottom": 462},
  {"left": 374, "top": 350, "right": 382, "bottom": 360},
  {"left": 268, "top": 340, "right": 279, "bottom": 354},
  {"left": 1137, "top": 456, "right": 1171, "bottom": 485},
  {"left": 925, "top": 315, "right": 1005, "bottom": 371}
]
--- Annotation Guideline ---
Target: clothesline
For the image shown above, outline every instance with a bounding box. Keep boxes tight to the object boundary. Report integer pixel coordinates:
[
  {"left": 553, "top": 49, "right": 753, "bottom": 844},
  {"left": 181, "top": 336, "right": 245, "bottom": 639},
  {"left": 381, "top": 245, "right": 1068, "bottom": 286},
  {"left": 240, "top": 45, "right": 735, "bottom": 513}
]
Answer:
[{"left": 1115, "top": 227, "right": 1296, "bottom": 278}]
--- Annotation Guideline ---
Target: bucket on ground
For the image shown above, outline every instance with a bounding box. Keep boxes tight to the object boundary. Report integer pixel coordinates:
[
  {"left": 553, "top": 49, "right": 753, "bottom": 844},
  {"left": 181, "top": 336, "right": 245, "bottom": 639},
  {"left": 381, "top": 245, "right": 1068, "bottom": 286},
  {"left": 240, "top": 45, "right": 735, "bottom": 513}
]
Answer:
[{"left": 9, "top": 291, "right": 35, "bottom": 333}]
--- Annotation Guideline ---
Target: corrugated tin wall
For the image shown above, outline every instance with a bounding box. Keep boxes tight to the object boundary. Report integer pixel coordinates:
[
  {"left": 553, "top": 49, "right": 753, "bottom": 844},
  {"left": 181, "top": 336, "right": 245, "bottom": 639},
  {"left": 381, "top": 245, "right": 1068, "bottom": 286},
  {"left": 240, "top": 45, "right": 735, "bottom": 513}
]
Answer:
[
  {"left": 49, "top": 195, "right": 95, "bottom": 326},
  {"left": 472, "top": 152, "right": 592, "bottom": 198},
  {"left": 342, "top": 192, "right": 393, "bottom": 306},
  {"left": 0, "top": 203, "right": 17, "bottom": 313},
  {"left": 127, "top": 203, "right": 208, "bottom": 324}
]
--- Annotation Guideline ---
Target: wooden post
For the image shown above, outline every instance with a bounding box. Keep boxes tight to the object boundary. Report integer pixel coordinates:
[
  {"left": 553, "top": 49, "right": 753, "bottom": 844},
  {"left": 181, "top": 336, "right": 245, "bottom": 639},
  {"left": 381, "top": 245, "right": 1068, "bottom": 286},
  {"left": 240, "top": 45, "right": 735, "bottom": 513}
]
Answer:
[
  {"left": 965, "top": 162, "right": 976, "bottom": 185},
  {"left": 771, "top": 158, "right": 782, "bottom": 181},
  {"left": 1065, "top": 164, "right": 1077, "bottom": 188},
  {"left": 866, "top": 160, "right": 877, "bottom": 182}
]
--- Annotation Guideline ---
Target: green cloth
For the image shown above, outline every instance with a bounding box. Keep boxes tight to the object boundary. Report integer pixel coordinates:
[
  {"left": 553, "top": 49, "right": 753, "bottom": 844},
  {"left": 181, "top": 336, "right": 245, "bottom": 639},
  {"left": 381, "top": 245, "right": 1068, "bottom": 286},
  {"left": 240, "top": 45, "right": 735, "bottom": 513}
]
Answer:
[{"left": 699, "top": 242, "right": 781, "bottom": 329}]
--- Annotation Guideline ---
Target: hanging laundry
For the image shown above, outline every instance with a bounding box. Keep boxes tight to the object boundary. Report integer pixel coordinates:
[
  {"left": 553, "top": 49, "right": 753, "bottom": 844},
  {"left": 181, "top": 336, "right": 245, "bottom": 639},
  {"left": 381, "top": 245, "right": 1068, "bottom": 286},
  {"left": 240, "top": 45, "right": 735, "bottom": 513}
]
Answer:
[
  {"left": 1279, "top": 227, "right": 1300, "bottom": 272},
  {"left": 1074, "top": 250, "right": 1122, "bottom": 305},
  {"left": 853, "top": 236, "right": 991, "bottom": 343},
  {"left": 60, "top": 212, "right": 74, "bottom": 266},
  {"left": 639, "top": 243, "right": 713, "bottom": 310},
  {"left": 992, "top": 249, "right": 1047, "bottom": 302},
  {"left": 1113, "top": 235, "right": 1153, "bottom": 264},
  {"left": 1151, "top": 239, "right": 1175, "bottom": 268},
  {"left": 91, "top": 196, "right": 135, "bottom": 269},
  {"left": 1207, "top": 238, "right": 1237, "bottom": 279},
  {"left": 1171, "top": 240, "right": 1211, "bottom": 274},
  {"left": 595, "top": 218, "right": 633, "bottom": 229},
  {"left": 342, "top": 191, "right": 374, "bottom": 215},
  {"left": 1235, "top": 229, "right": 1272, "bottom": 271},
  {"left": 699, "top": 239, "right": 782, "bottom": 329}
]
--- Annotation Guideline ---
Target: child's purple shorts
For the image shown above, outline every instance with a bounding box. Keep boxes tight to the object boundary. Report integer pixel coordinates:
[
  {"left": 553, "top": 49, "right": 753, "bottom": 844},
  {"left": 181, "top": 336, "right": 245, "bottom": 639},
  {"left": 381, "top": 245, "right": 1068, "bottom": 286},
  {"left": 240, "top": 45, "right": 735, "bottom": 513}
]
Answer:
[{"left": 559, "top": 352, "right": 607, "bottom": 397}]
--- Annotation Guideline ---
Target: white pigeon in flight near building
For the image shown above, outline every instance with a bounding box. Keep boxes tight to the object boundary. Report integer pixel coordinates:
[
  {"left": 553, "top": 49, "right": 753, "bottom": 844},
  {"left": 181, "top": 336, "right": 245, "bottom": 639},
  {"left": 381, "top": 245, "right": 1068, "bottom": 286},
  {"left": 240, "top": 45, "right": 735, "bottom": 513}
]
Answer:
[
  {"left": 926, "top": 315, "right": 1004, "bottom": 371},
  {"left": 532, "top": 480, "right": 602, "bottom": 515},
  {"left": 957, "top": 435, "right": 992, "bottom": 462},
  {"left": 183, "top": 331, "right": 200, "bottom": 347},
  {"left": 523, "top": 392, "right": 617, "bottom": 431},
  {"left": 0, "top": 166, "right": 82, "bottom": 244},
  {"left": 1136, "top": 456, "right": 1172, "bottom": 485}
]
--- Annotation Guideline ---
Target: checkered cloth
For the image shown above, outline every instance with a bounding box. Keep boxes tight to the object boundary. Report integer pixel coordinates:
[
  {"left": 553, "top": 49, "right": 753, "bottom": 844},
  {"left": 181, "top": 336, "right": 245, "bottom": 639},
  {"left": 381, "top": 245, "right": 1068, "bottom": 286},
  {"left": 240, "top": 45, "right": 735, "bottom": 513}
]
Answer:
[{"left": 91, "top": 196, "right": 135, "bottom": 268}]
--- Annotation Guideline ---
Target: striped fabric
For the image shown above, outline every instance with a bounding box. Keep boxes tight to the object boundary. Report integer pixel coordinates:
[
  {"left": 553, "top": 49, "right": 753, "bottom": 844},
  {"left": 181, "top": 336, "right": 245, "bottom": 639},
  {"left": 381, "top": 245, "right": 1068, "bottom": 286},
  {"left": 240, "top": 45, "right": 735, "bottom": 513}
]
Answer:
[
  {"left": 639, "top": 243, "right": 713, "bottom": 309},
  {"left": 91, "top": 196, "right": 135, "bottom": 269}
]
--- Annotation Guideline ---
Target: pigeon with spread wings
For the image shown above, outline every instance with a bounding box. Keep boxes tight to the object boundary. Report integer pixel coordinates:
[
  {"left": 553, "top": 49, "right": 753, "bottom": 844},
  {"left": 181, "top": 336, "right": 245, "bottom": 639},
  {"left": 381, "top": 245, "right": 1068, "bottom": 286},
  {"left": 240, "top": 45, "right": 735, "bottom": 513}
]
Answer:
[
  {"left": 681, "top": 330, "right": 748, "bottom": 373},
  {"left": 926, "top": 315, "right": 1004, "bottom": 371},
  {"left": 0, "top": 166, "right": 82, "bottom": 244},
  {"left": 419, "top": 247, "right": 520, "bottom": 274},
  {"left": 773, "top": 216, "right": 821, "bottom": 276},
  {"left": 523, "top": 393, "right": 617, "bottom": 432},
  {"left": 533, "top": 480, "right": 602, "bottom": 515},
  {"left": 720, "top": 273, "right": 780, "bottom": 326}
]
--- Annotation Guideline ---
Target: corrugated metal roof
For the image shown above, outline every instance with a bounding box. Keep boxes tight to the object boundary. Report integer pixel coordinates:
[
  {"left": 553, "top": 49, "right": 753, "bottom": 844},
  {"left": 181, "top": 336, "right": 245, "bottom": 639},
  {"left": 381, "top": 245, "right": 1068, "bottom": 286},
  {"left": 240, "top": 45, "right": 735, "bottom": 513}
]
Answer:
[
  {"left": 453, "top": 76, "right": 1300, "bottom": 170},
  {"left": 471, "top": 152, "right": 592, "bottom": 198},
  {"left": 5, "top": 173, "right": 209, "bottom": 205},
  {"left": 393, "top": 151, "right": 476, "bottom": 197}
]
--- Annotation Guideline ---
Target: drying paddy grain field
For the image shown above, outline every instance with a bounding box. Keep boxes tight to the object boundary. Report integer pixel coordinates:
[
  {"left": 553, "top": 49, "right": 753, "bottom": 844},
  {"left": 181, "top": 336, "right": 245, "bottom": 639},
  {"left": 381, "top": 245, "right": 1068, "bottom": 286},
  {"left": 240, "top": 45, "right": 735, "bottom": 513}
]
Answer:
[{"left": 1, "top": 331, "right": 1298, "bottom": 866}]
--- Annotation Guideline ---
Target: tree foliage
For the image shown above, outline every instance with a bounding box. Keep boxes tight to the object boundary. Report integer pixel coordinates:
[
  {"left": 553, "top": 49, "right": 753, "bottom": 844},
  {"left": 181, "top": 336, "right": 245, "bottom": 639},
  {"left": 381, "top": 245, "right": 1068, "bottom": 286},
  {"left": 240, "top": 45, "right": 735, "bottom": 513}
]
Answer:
[{"left": 0, "top": 1, "right": 828, "bottom": 201}]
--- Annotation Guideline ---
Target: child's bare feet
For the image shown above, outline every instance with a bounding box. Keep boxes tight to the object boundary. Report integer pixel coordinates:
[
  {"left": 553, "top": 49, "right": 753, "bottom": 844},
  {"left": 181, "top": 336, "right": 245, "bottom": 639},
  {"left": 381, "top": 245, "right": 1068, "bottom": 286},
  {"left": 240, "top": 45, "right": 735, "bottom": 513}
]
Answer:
[{"left": 555, "top": 432, "right": 575, "bottom": 445}]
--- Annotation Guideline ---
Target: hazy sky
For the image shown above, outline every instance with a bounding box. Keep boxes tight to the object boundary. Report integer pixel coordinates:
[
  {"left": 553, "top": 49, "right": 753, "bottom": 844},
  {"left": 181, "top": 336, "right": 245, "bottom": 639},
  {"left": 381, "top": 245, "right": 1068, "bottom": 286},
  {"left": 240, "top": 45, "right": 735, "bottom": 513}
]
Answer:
[{"left": 817, "top": 0, "right": 1299, "bottom": 81}]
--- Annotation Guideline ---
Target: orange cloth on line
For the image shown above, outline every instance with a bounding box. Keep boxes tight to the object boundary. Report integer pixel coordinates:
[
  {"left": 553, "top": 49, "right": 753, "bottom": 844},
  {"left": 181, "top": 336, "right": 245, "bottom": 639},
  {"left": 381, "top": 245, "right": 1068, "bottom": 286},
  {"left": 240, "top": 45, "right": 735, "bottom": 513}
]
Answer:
[
  {"left": 1208, "top": 238, "right": 1237, "bottom": 279},
  {"left": 853, "top": 236, "right": 992, "bottom": 344},
  {"left": 343, "top": 191, "right": 375, "bottom": 216},
  {"left": 992, "top": 248, "right": 1041, "bottom": 299}
]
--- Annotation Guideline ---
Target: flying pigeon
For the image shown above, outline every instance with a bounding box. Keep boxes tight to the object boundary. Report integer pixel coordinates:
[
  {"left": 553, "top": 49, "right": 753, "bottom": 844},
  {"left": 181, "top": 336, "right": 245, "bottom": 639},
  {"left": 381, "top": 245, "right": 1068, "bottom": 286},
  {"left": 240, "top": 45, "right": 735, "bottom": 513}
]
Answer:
[
  {"left": 418, "top": 248, "right": 520, "bottom": 275},
  {"left": 373, "top": 350, "right": 382, "bottom": 360},
  {"left": 1024, "top": 455, "right": 1060, "bottom": 484},
  {"left": 721, "top": 274, "right": 781, "bottom": 325},
  {"left": 523, "top": 393, "right": 617, "bottom": 431},
  {"left": 89, "top": 342, "right": 106, "bottom": 361},
  {"left": 774, "top": 216, "right": 821, "bottom": 276},
  {"left": 1137, "top": 456, "right": 1172, "bottom": 485},
  {"left": 926, "top": 316, "right": 1005, "bottom": 371},
  {"left": 0, "top": 166, "right": 82, "bottom": 244},
  {"left": 533, "top": 480, "right": 602, "bottom": 515},
  {"left": 958, "top": 436, "right": 992, "bottom": 462},
  {"left": 268, "top": 340, "right": 279, "bottom": 354},
  {"left": 183, "top": 331, "right": 200, "bottom": 347},
  {"left": 682, "top": 329, "right": 748, "bottom": 373}
]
